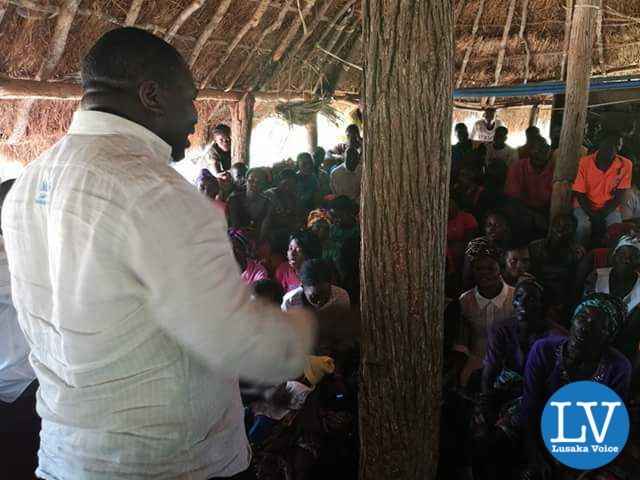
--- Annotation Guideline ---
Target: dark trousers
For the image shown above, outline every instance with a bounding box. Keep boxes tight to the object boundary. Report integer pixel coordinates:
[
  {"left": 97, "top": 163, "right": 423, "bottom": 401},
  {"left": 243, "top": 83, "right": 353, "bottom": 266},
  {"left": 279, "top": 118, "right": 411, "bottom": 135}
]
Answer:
[
  {"left": 0, "top": 380, "right": 40, "bottom": 479},
  {"left": 209, "top": 467, "right": 256, "bottom": 480}
]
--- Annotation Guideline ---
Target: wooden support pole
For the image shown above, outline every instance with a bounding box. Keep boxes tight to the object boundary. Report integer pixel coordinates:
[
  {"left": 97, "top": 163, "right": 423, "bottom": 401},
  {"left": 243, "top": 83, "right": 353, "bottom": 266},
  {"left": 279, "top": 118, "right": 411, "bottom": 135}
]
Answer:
[
  {"left": 519, "top": 0, "right": 531, "bottom": 83},
  {"left": 596, "top": 0, "right": 606, "bottom": 75},
  {"left": 529, "top": 103, "right": 540, "bottom": 127},
  {"left": 165, "top": 0, "right": 206, "bottom": 43},
  {"left": 9, "top": 0, "right": 80, "bottom": 144},
  {"left": 560, "top": 0, "right": 575, "bottom": 80},
  {"left": 551, "top": 0, "right": 599, "bottom": 219},
  {"left": 360, "top": 0, "right": 452, "bottom": 478},
  {"left": 230, "top": 93, "right": 255, "bottom": 165},
  {"left": 305, "top": 115, "right": 318, "bottom": 152}
]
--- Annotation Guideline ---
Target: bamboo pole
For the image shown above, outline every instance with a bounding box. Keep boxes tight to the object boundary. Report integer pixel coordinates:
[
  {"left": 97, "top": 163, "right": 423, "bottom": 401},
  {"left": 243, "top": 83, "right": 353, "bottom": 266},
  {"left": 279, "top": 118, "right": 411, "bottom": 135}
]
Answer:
[{"left": 550, "top": 0, "right": 600, "bottom": 219}]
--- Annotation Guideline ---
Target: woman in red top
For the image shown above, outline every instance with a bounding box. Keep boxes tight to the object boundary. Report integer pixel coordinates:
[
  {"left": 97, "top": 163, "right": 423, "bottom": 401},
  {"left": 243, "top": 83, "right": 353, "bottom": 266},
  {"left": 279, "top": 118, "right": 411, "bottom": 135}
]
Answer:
[{"left": 275, "top": 230, "right": 323, "bottom": 293}]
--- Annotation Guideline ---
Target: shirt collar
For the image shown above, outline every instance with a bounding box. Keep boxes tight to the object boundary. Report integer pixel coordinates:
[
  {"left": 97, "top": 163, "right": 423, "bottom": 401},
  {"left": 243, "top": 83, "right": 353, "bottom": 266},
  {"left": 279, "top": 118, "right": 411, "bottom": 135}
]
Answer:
[
  {"left": 474, "top": 282, "right": 509, "bottom": 310},
  {"left": 68, "top": 110, "right": 173, "bottom": 164}
]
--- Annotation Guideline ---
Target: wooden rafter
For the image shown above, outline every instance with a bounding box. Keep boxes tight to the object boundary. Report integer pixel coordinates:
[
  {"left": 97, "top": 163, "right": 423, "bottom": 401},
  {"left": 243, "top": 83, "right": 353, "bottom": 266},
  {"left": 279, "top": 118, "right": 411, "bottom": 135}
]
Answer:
[
  {"left": 519, "top": 0, "right": 531, "bottom": 82},
  {"left": 313, "top": 0, "right": 356, "bottom": 51},
  {"left": 189, "top": 0, "right": 233, "bottom": 68},
  {"left": 0, "top": 5, "right": 7, "bottom": 26},
  {"left": 490, "top": 0, "right": 517, "bottom": 105},
  {"left": 200, "top": 0, "right": 271, "bottom": 89},
  {"left": 224, "top": 0, "right": 293, "bottom": 92},
  {"left": 561, "top": 0, "right": 575, "bottom": 80},
  {"left": 596, "top": 0, "right": 606, "bottom": 75},
  {"left": 454, "top": 0, "right": 467, "bottom": 24},
  {"left": 9, "top": 0, "right": 80, "bottom": 144},
  {"left": 0, "top": 78, "right": 360, "bottom": 104},
  {"left": 287, "top": 0, "right": 341, "bottom": 61},
  {"left": 313, "top": 23, "right": 362, "bottom": 93},
  {"left": 272, "top": 0, "right": 318, "bottom": 62},
  {"left": 456, "top": 0, "right": 485, "bottom": 88},
  {"left": 165, "top": 0, "right": 206, "bottom": 43},
  {"left": 125, "top": 0, "right": 144, "bottom": 25},
  {"left": 312, "top": 18, "right": 358, "bottom": 93}
]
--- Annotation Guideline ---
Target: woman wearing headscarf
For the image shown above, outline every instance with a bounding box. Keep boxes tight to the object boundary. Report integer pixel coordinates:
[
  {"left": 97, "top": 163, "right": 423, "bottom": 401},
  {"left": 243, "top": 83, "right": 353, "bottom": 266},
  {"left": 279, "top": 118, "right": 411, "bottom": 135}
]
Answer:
[
  {"left": 519, "top": 293, "right": 632, "bottom": 479},
  {"left": 585, "top": 234, "right": 640, "bottom": 359},
  {"left": 456, "top": 237, "right": 515, "bottom": 388}
]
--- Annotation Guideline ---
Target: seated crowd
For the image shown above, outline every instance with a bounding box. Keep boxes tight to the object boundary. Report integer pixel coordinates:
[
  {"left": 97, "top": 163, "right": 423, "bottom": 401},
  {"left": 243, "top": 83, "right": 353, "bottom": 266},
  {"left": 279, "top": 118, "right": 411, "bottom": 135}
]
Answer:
[
  {"left": 443, "top": 110, "right": 639, "bottom": 479},
  {"left": 194, "top": 123, "right": 363, "bottom": 479}
]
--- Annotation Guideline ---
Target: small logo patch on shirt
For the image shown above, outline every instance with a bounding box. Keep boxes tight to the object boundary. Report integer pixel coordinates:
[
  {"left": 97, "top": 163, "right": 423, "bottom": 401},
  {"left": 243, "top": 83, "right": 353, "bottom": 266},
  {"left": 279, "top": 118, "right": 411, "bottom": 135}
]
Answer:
[{"left": 35, "top": 181, "right": 51, "bottom": 205}]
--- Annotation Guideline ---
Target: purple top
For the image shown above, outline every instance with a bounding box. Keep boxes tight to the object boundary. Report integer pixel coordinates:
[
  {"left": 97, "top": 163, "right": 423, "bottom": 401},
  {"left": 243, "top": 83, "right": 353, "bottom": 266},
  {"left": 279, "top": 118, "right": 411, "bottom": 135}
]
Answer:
[
  {"left": 521, "top": 336, "right": 632, "bottom": 431},
  {"left": 484, "top": 320, "right": 568, "bottom": 375}
]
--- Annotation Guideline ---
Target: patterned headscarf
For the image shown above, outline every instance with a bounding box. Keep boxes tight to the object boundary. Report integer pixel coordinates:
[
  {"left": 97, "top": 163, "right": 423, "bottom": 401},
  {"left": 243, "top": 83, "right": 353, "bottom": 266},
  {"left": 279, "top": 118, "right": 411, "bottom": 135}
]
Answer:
[
  {"left": 307, "top": 209, "right": 332, "bottom": 228},
  {"left": 613, "top": 233, "right": 640, "bottom": 255},
  {"left": 573, "top": 293, "right": 626, "bottom": 343},
  {"left": 465, "top": 236, "right": 501, "bottom": 264}
]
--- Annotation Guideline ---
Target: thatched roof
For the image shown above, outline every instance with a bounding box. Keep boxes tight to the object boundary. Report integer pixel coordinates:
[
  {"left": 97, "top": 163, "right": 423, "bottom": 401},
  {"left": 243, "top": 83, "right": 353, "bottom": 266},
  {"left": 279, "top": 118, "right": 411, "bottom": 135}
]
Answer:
[{"left": 1, "top": 0, "right": 640, "bottom": 162}]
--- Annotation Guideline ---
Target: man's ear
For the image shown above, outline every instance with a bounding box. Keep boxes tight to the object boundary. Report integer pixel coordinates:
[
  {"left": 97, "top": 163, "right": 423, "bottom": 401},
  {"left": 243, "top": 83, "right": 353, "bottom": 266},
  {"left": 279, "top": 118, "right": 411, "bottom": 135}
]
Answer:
[{"left": 138, "top": 80, "right": 164, "bottom": 115}]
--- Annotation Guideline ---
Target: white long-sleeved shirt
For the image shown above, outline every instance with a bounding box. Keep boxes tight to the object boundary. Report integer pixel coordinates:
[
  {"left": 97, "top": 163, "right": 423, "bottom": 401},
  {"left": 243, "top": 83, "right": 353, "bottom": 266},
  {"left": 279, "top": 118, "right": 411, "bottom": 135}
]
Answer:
[
  {"left": 2, "top": 110, "right": 314, "bottom": 480},
  {"left": 0, "top": 236, "right": 36, "bottom": 403}
]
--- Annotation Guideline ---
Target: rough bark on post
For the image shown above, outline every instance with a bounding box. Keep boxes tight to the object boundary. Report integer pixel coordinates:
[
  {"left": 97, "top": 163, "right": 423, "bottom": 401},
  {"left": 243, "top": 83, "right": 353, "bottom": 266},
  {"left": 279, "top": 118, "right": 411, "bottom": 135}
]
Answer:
[
  {"left": 305, "top": 116, "right": 318, "bottom": 153},
  {"left": 551, "top": 0, "right": 599, "bottom": 219},
  {"left": 360, "top": 1, "right": 452, "bottom": 479},
  {"left": 230, "top": 93, "right": 255, "bottom": 165}
]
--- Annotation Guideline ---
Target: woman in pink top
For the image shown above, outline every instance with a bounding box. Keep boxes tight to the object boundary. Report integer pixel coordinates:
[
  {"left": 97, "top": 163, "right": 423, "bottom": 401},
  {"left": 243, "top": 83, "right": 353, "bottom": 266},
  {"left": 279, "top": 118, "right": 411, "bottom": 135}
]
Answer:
[{"left": 275, "top": 230, "right": 323, "bottom": 293}]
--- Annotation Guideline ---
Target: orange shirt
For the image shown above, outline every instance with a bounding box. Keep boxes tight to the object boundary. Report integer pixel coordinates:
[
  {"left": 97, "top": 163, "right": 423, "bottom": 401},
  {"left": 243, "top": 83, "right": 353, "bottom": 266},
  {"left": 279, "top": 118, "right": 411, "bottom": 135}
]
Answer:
[{"left": 572, "top": 153, "right": 632, "bottom": 210}]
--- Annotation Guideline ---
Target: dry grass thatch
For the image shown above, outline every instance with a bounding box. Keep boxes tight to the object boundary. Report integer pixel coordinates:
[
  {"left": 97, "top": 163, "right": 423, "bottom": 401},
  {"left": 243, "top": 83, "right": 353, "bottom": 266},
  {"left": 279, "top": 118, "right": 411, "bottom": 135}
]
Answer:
[{"left": 1, "top": 0, "right": 640, "bottom": 162}]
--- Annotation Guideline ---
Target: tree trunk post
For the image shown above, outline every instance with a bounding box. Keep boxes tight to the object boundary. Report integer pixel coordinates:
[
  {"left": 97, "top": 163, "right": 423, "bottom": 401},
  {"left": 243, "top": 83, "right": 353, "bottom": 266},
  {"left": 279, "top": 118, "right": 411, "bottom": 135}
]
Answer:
[
  {"left": 550, "top": 0, "right": 599, "bottom": 220},
  {"left": 360, "top": 1, "right": 453, "bottom": 479},
  {"left": 305, "top": 115, "right": 318, "bottom": 153},
  {"left": 230, "top": 93, "right": 255, "bottom": 165}
]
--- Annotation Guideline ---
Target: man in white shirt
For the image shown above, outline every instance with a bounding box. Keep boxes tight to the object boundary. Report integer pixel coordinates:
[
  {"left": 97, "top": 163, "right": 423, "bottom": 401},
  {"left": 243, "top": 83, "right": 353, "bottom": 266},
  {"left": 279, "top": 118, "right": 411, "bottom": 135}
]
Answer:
[
  {"left": 281, "top": 259, "right": 351, "bottom": 312},
  {"left": 330, "top": 146, "right": 362, "bottom": 202},
  {"left": 484, "top": 126, "right": 518, "bottom": 168},
  {"left": 2, "top": 28, "right": 316, "bottom": 480},
  {"left": 470, "top": 107, "right": 506, "bottom": 143},
  {"left": 0, "top": 179, "right": 39, "bottom": 478}
]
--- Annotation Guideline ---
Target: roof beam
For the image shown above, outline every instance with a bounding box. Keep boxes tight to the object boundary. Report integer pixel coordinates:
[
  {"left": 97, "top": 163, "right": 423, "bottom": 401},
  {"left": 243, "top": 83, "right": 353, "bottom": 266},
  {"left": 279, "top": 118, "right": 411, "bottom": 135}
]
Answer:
[
  {"left": 224, "top": 0, "right": 293, "bottom": 92},
  {"left": 189, "top": 0, "right": 233, "bottom": 67},
  {"left": 165, "top": 0, "right": 206, "bottom": 43},
  {"left": 489, "top": 0, "right": 517, "bottom": 105},
  {"left": 272, "top": 0, "right": 318, "bottom": 62},
  {"left": 456, "top": 0, "right": 485, "bottom": 88},
  {"left": 125, "top": 0, "right": 145, "bottom": 26},
  {"left": 0, "top": 78, "right": 359, "bottom": 104},
  {"left": 9, "top": 0, "right": 80, "bottom": 144},
  {"left": 199, "top": 0, "right": 271, "bottom": 88}
]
